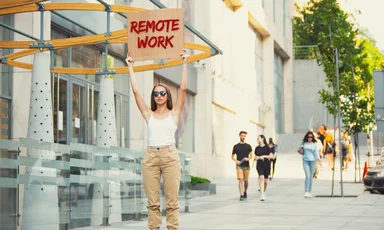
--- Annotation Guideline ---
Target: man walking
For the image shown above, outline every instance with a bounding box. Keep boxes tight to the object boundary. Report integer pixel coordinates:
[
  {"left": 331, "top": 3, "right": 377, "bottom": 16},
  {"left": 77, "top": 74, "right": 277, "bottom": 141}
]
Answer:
[{"left": 232, "top": 131, "right": 253, "bottom": 201}]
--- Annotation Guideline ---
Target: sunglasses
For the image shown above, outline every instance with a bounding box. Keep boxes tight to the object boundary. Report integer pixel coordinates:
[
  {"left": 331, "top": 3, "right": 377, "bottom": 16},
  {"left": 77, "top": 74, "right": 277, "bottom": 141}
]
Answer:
[
  {"left": 308, "top": 136, "right": 314, "bottom": 138},
  {"left": 153, "top": 90, "right": 167, "bottom": 97}
]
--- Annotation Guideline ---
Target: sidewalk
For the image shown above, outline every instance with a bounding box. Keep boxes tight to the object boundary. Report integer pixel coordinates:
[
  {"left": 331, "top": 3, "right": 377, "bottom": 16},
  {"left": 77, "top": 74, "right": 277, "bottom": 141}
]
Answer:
[{"left": 79, "top": 153, "right": 384, "bottom": 230}]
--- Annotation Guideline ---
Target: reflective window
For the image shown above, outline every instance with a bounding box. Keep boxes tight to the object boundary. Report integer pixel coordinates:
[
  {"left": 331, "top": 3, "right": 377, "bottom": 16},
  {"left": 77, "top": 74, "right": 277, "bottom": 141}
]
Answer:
[
  {"left": 51, "top": 30, "right": 70, "bottom": 68},
  {"left": 71, "top": 46, "right": 102, "bottom": 83}
]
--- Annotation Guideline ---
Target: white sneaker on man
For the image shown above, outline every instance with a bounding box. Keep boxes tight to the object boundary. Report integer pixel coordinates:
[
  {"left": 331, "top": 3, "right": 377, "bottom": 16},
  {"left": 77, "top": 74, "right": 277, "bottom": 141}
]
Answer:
[{"left": 304, "top": 192, "right": 309, "bottom": 198}]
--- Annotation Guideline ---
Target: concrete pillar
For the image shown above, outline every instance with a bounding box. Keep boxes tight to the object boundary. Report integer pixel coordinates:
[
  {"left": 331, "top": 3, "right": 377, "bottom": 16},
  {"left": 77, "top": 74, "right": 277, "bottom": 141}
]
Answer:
[
  {"left": 92, "top": 75, "right": 121, "bottom": 225},
  {"left": 284, "top": 57, "right": 294, "bottom": 133},
  {"left": 96, "top": 76, "right": 118, "bottom": 147},
  {"left": 188, "top": 0, "right": 214, "bottom": 179},
  {"left": 22, "top": 52, "right": 58, "bottom": 230},
  {"left": 263, "top": 37, "right": 275, "bottom": 139}
]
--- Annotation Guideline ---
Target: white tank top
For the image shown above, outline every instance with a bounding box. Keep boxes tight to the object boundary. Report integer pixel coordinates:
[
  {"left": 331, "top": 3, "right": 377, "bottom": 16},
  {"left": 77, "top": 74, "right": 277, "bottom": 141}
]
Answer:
[{"left": 147, "top": 112, "right": 177, "bottom": 147}]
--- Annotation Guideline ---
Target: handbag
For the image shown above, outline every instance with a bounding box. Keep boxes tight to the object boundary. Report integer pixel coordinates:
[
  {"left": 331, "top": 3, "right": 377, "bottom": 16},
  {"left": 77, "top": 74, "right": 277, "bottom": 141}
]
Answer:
[{"left": 298, "top": 147, "right": 304, "bottom": 155}]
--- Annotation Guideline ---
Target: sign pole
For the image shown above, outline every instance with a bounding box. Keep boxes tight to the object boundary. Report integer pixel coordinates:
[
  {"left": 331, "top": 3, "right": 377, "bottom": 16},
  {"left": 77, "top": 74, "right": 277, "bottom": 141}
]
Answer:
[{"left": 336, "top": 48, "right": 344, "bottom": 197}]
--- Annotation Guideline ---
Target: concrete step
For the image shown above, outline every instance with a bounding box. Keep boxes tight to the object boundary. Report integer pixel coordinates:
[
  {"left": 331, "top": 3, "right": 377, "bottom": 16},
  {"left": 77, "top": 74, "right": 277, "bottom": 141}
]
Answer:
[{"left": 277, "top": 133, "right": 305, "bottom": 153}]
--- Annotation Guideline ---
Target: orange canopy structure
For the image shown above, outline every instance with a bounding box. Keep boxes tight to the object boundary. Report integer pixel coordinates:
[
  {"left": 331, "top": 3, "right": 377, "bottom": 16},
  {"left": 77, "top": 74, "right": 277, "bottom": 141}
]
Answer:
[{"left": 0, "top": 0, "right": 222, "bottom": 75}]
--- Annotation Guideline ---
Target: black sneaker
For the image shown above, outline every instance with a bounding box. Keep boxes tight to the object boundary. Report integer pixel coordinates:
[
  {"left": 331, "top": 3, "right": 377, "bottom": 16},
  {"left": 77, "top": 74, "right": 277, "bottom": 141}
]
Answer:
[
  {"left": 240, "top": 195, "right": 244, "bottom": 201},
  {"left": 243, "top": 192, "right": 247, "bottom": 199}
]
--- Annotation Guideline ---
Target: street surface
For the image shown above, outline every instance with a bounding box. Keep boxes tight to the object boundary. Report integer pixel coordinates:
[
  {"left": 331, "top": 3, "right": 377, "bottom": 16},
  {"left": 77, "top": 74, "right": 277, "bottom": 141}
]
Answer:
[{"left": 79, "top": 151, "right": 384, "bottom": 230}]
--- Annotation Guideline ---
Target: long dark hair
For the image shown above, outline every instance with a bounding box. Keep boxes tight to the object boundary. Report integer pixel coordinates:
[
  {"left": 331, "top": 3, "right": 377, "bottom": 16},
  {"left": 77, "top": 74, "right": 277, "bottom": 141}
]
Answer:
[
  {"left": 268, "top": 137, "right": 275, "bottom": 146},
  {"left": 303, "top": 131, "right": 317, "bottom": 143},
  {"left": 150, "top": 83, "right": 173, "bottom": 111},
  {"left": 259, "top": 135, "right": 268, "bottom": 146}
]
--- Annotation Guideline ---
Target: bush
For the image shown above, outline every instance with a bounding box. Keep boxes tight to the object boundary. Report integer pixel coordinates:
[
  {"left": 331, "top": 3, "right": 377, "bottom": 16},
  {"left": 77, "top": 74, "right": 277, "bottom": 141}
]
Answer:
[{"left": 191, "top": 176, "right": 210, "bottom": 185}]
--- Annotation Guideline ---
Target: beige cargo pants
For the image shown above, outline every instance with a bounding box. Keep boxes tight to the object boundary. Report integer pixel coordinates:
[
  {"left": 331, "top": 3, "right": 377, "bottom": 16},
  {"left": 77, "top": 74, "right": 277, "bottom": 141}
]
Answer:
[{"left": 143, "top": 145, "right": 181, "bottom": 230}]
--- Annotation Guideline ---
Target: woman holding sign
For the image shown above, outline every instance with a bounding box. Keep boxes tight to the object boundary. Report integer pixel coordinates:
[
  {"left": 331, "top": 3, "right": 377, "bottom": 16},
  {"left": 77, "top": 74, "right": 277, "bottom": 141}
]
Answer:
[{"left": 126, "top": 50, "right": 189, "bottom": 230}]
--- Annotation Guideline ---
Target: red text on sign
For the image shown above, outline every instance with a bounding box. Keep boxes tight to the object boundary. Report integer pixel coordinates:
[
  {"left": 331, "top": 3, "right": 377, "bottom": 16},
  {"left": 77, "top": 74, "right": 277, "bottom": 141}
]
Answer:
[
  {"left": 130, "top": 19, "right": 180, "bottom": 34},
  {"left": 138, "top": 36, "right": 175, "bottom": 49}
]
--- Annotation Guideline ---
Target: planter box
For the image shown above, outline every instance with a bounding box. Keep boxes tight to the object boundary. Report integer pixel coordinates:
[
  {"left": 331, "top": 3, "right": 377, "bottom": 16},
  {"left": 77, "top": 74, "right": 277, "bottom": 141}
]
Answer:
[{"left": 190, "top": 183, "right": 216, "bottom": 195}]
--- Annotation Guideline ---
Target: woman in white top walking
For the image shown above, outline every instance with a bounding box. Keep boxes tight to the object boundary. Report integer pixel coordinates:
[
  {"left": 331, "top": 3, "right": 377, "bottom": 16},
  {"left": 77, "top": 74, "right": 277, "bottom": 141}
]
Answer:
[{"left": 126, "top": 50, "right": 189, "bottom": 230}]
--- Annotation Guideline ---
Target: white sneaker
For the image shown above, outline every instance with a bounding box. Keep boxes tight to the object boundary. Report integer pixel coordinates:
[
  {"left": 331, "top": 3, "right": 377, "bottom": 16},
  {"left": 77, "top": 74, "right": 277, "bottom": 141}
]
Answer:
[
  {"left": 304, "top": 192, "right": 309, "bottom": 198},
  {"left": 307, "top": 193, "right": 313, "bottom": 198},
  {"left": 260, "top": 192, "right": 265, "bottom": 201}
]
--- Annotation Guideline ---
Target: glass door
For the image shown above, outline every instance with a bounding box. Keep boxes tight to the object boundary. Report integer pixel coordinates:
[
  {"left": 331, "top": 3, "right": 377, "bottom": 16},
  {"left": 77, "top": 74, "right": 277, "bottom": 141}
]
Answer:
[
  {"left": 52, "top": 74, "right": 68, "bottom": 144},
  {"left": 88, "top": 85, "right": 99, "bottom": 145},
  {"left": 115, "top": 95, "right": 129, "bottom": 148},
  {"left": 71, "top": 82, "right": 87, "bottom": 144}
]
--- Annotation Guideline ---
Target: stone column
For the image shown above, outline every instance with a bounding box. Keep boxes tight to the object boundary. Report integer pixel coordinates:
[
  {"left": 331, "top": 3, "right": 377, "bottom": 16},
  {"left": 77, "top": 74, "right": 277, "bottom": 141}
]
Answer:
[
  {"left": 262, "top": 37, "right": 276, "bottom": 140},
  {"left": 190, "top": 0, "right": 214, "bottom": 179},
  {"left": 22, "top": 52, "right": 58, "bottom": 230},
  {"left": 283, "top": 57, "right": 294, "bottom": 133},
  {"left": 91, "top": 75, "right": 121, "bottom": 225}
]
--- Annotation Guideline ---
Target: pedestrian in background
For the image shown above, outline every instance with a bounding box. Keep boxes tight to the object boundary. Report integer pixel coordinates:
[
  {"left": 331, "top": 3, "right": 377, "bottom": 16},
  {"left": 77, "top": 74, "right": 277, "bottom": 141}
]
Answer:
[
  {"left": 323, "top": 126, "right": 334, "bottom": 171},
  {"left": 231, "top": 131, "right": 253, "bottom": 201},
  {"left": 313, "top": 132, "right": 323, "bottom": 179},
  {"left": 298, "top": 131, "right": 321, "bottom": 198},
  {"left": 253, "top": 135, "right": 274, "bottom": 201},
  {"left": 268, "top": 137, "right": 278, "bottom": 181}
]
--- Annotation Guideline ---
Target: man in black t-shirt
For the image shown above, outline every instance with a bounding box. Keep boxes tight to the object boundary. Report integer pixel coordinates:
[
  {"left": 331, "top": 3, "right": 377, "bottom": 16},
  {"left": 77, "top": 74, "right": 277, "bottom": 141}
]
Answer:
[{"left": 232, "top": 131, "right": 253, "bottom": 201}]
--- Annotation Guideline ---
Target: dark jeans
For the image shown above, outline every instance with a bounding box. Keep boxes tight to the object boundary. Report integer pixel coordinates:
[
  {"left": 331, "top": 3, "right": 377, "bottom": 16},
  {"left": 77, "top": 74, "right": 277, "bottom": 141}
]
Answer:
[{"left": 270, "top": 158, "right": 277, "bottom": 177}]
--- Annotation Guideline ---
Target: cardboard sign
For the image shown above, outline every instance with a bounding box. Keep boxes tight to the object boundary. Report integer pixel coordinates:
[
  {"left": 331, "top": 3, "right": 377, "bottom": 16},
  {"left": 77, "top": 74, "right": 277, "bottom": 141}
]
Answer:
[{"left": 127, "top": 8, "right": 184, "bottom": 61}]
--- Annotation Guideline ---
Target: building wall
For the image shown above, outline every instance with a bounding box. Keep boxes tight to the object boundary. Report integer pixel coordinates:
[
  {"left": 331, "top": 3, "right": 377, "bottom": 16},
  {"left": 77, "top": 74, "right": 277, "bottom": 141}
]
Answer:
[
  {"left": 293, "top": 59, "right": 331, "bottom": 133},
  {"left": 185, "top": 0, "right": 294, "bottom": 179}
]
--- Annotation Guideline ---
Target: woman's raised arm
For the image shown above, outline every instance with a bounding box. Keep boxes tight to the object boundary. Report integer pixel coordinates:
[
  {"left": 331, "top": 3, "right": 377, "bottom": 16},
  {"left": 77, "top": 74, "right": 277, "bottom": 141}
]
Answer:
[
  {"left": 125, "top": 53, "right": 151, "bottom": 122},
  {"left": 173, "top": 49, "right": 189, "bottom": 123}
]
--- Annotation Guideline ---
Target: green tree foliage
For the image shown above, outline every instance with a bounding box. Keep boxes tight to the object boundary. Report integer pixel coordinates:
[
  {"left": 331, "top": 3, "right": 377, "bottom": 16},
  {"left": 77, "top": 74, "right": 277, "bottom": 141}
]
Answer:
[
  {"left": 293, "top": 0, "right": 383, "bottom": 134},
  {"left": 340, "top": 38, "right": 383, "bottom": 133}
]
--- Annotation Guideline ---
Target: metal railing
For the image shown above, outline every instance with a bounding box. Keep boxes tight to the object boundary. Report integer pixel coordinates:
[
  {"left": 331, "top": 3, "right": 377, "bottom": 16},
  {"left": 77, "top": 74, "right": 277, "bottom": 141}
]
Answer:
[{"left": 293, "top": 45, "right": 318, "bottom": 60}]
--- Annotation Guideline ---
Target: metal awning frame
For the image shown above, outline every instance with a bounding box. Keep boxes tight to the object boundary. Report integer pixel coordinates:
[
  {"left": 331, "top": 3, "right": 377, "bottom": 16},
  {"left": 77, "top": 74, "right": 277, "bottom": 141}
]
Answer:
[{"left": 0, "top": 0, "right": 222, "bottom": 75}]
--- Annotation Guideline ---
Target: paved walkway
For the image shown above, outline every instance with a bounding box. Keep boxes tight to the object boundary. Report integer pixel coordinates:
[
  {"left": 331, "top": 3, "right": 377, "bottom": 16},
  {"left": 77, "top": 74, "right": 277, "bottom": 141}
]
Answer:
[{"left": 80, "top": 153, "right": 384, "bottom": 230}]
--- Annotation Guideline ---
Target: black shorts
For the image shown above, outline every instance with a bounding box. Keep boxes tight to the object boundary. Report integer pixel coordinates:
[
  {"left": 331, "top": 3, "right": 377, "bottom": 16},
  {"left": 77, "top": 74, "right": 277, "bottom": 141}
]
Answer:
[
  {"left": 256, "top": 160, "right": 271, "bottom": 179},
  {"left": 326, "top": 144, "right": 334, "bottom": 155},
  {"left": 342, "top": 149, "right": 348, "bottom": 159}
]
